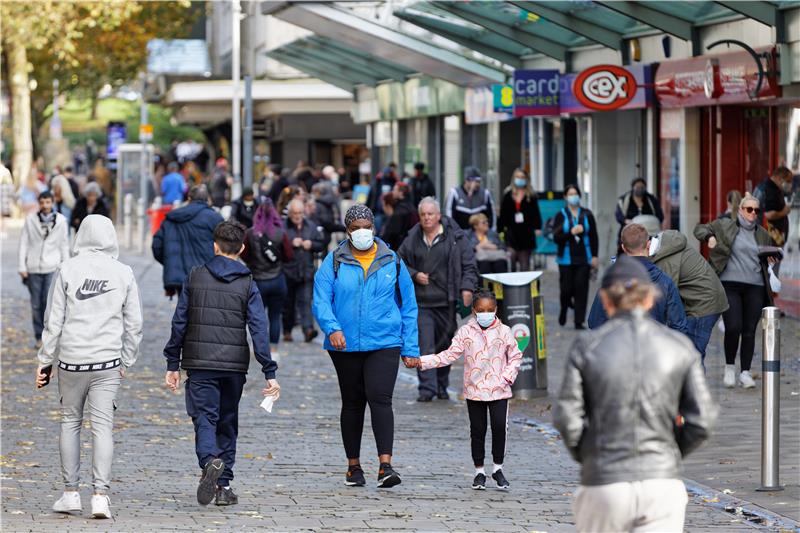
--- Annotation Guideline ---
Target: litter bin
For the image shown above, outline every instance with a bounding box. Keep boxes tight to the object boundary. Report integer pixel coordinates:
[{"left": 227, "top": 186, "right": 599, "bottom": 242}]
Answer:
[
  {"left": 480, "top": 272, "right": 547, "bottom": 399},
  {"left": 146, "top": 205, "right": 172, "bottom": 235}
]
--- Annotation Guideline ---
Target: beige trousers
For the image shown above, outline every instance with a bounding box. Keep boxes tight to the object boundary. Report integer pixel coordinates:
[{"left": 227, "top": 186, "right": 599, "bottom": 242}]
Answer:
[{"left": 573, "top": 478, "right": 688, "bottom": 533}]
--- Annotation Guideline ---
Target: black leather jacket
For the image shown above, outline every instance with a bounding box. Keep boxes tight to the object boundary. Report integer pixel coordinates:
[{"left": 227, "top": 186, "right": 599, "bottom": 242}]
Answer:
[{"left": 554, "top": 313, "right": 716, "bottom": 486}]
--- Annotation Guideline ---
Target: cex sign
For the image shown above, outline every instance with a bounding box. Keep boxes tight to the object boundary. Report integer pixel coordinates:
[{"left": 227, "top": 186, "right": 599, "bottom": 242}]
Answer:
[{"left": 573, "top": 65, "right": 638, "bottom": 111}]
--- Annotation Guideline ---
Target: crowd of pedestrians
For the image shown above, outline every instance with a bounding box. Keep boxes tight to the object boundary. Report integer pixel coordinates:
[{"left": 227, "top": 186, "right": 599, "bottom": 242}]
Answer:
[{"left": 16, "top": 150, "right": 795, "bottom": 531}]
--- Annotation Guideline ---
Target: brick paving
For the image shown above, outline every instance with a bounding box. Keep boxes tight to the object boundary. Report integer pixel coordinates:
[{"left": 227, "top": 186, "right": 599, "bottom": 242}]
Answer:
[{"left": 1, "top": 225, "right": 798, "bottom": 532}]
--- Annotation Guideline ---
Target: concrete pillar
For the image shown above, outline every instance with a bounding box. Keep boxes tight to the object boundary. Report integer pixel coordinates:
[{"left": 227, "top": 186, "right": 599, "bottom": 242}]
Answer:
[{"left": 680, "top": 107, "right": 702, "bottom": 248}]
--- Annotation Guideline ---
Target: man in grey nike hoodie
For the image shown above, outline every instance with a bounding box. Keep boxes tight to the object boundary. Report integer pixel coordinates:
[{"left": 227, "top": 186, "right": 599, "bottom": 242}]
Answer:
[{"left": 36, "top": 214, "right": 143, "bottom": 519}]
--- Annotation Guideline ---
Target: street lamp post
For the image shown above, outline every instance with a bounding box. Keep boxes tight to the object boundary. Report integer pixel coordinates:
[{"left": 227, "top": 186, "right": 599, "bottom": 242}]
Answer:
[{"left": 231, "top": 0, "right": 242, "bottom": 201}]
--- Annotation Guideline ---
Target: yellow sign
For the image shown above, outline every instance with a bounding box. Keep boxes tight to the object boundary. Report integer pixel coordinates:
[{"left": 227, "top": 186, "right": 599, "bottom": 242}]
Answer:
[{"left": 139, "top": 123, "right": 153, "bottom": 141}]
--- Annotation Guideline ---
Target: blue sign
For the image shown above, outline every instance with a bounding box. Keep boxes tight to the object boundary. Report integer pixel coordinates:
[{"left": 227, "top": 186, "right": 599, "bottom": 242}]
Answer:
[
  {"left": 492, "top": 84, "right": 514, "bottom": 113},
  {"left": 512, "top": 70, "right": 560, "bottom": 117},
  {"left": 106, "top": 121, "right": 127, "bottom": 161}
]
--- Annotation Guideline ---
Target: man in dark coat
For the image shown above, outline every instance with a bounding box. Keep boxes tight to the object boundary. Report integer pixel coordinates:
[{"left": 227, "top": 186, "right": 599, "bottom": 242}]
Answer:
[
  {"left": 230, "top": 186, "right": 259, "bottom": 229},
  {"left": 410, "top": 162, "right": 436, "bottom": 208},
  {"left": 398, "top": 197, "right": 478, "bottom": 402},
  {"left": 152, "top": 185, "right": 224, "bottom": 297}
]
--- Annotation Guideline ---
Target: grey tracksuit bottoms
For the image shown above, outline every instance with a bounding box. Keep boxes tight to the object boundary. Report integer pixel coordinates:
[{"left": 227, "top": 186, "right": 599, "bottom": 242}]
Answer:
[{"left": 58, "top": 366, "right": 121, "bottom": 493}]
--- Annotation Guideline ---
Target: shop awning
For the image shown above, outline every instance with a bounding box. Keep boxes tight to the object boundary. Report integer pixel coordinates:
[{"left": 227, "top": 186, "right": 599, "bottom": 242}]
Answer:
[
  {"left": 396, "top": 1, "right": 799, "bottom": 62},
  {"left": 265, "top": 36, "right": 416, "bottom": 92},
  {"left": 260, "top": 1, "right": 507, "bottom": 86}
]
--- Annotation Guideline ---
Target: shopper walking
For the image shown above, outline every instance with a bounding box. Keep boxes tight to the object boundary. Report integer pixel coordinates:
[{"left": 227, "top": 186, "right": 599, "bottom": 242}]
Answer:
[
  {"left": 283, "top": 199, "right": 326, "bottom": 342},
  {"left": 230, "top": 186, "right": 259, "bottom": 229},
  {"left": 414, "top": 289, "right": 522, "bottom": 490},
  {"left": 552, "top": 184, "right": 598, "bottom": 330},
  {"left": 71, "top": 182, "right": 109, "bottom": 233},
  {"left": 312, "top": 204, "right": 419, "bottom": 488},
  {"left": 398, "top": 197, "right": 478, "bottom": 401},
  {"left": 761, "top": 166, "right": 793, "bottom": 247},
  {"left": 37, "top": 215, "right": 143, "bottom": 519},
  {"left": 152, "top": 185, "right": 223, "bottom": 297},
  {"left": 161, "top": 161, "right": 187, "bottom": 205},
  {"left": 410, "top": 162, "right": 436, "bottom": 208},
  {"left": 554, "top": 256, "right": 716, "bottom": 533},
  {"left": 18, "top": 191, "right": 70, "bottom": 347},
  {"left": 445, "top": 166, "right": 496, "bottom": 230},
  {"left": 498, "top": 169, "right": 542, "bottom": 271},
  {"left": 242, "top": 199, "right": 291, "bottom": 358},
  {"left": 51, "top": 174, "right": 76, "bottom": 231},
  {"left": 694, "top": 193, "right": 775, "bottom": 388},
  {"left": 468, "top": 213, "right": 508, "bottom": 274},
  {"left": 634, "top": 215, "right": 728, "bottom": 364},
  {"left": 163, "top": 221, "right": 280, "bottom": 506},
  {"left": 614, "top": 177, "right": 664, "bottom": 241}
]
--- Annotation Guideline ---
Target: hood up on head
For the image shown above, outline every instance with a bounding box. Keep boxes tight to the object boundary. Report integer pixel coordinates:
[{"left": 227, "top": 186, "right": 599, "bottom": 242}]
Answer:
[{"left": 72, "top": 215, "right": 119, "bottom": 259}]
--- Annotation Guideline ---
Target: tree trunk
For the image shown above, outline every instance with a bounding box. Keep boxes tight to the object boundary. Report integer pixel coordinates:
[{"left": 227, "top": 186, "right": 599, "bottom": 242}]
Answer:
[
  {"left": 5, "top": 38, "right": 33, "bottom": 189},
  {"left": 90, "top": 94, "right": 99, "bottom": 121}
]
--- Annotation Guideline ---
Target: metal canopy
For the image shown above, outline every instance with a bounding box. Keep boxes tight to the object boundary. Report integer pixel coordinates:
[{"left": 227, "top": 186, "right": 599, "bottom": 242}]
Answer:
[
  {"left": 266, "top": 35, "right": 417, "bottom": 91},
  {"left": 398, "top": 0, "right": 797, "bottom": 66},
  {"left": 260, "top": 1, "right": 506, "bottom": 86}
]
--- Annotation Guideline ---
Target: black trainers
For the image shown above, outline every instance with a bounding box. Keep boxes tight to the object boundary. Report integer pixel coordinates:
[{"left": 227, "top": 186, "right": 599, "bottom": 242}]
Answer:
[
  {"left": 558, "top": 307, "right": 567, "bottom": 326},
  {"left": 214, "top": 486, "right": 238, "bottom": 506},
  {"left": 197, "top": 458, "right": 225, "bottom": 505},
  {"left": 416, "top": 394, "right": 433, "bottom": 402},
  {"left": 492, "top": 469, "right": 510, "bottom": 490},
  {"left": 437, "top": 390, "right": 450, "bottom": 400},
  {"left": 377, "top": 463, "right": 401, "bottom": 488},
  {"left": 472, "top": 473, "right": 486, "bottom": 490},
  {"left": 345, "top": 465, "right": 366, "bottom": 487}
]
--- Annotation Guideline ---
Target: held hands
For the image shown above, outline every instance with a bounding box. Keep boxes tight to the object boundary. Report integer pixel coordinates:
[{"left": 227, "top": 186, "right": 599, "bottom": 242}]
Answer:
[
  {"left": 19, "top": 271, "right": 28, "bottom": 280},
  {"left": 571, "top": 224, "right": 584, "bottom": 236},
  {"left": 415, "top": 272, "right": 430, "bottom": 286},
  {"left": 302, "top": 239, "right": 312, "bottom": 251},
  {"left": 165, "top": 371, "right": 181, "bottom": 392},
  {"left": 707, "top": 236, "right": 717, "bottom": 249},
  {"left": 35, "top": 366, "right": 49, "bottom": 388},
  {"left": 292, "top": 237, "right": 303, "bottom": 248},
  {"left": 262, "top": 379, "right": 280, "bottom": 400},
  {"left": 402, "top": 357, "right": 420, "bottom": 369},
  {"left": 461, "top": 290, "right": 473, "bottom": 307},
  {"left": 329, "top": 331, "right": 347, "bottom": 350},
  {"left": 591, "top": 257, "right": 599, "bottom": 269}
]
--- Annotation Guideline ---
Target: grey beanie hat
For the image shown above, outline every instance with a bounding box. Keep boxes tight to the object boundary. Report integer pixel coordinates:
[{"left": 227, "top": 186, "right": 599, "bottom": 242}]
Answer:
[{"left": 344, "top": 204, "right": 374, "bottom": 228}]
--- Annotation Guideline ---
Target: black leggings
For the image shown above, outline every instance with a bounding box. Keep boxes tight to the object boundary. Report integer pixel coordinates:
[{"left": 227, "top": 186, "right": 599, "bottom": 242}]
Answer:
[
  {"left": 721, "top": 281, "right": 764, "bottom": 371},
  {"left": 559, "top": 264, "right": 591, "bottom": 326},
  {"left": 329, "top": 348, "right": 400, "bottom": 458},
  {"left": 466, "top": 399, "right": 508, "bottom": 467}
]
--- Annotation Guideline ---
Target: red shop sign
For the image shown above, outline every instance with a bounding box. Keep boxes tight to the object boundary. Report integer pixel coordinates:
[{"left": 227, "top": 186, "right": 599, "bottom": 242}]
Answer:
[
  {"left": 655, "top": 46, "right": 780, "bottom": 108},
  {"left": 573, "top": 65, "right": 638, "bottom": 111}
]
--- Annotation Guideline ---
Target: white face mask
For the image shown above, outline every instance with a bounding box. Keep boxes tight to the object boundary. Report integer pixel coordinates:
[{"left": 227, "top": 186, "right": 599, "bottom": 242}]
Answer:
[
  {"left": 475, "top": 312, "right": 495, "bottom": 328},
  {"left": 349, "top": 228, "right": 374, "bottom": 251}
]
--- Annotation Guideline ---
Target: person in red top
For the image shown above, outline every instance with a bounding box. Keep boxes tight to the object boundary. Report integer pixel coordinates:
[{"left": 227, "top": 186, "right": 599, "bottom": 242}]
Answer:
[{"left": 498, "top": 169, "right": 542, "bottom": 271}]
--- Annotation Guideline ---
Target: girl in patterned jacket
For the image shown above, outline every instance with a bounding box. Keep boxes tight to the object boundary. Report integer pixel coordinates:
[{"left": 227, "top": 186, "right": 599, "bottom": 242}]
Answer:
[{"left": 417, "top": 289, "right": 523, "bottom": 490}]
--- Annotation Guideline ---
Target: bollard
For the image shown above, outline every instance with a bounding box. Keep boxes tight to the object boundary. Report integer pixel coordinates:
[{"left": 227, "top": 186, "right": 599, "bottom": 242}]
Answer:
[
  {"left": 123, "top": 193, "right": 133, "bottom": 249},
  {"left": 136, "top": 198, "right": 146, "bottom": 254},
  {"left": 757, "top": 306, "right": 783, "bottom": 492}
]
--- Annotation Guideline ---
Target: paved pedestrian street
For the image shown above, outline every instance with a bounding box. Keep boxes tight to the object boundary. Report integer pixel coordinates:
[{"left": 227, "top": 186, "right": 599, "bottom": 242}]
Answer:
[{"left": 1, "top": 229, "right": 798, "bottom": 532}]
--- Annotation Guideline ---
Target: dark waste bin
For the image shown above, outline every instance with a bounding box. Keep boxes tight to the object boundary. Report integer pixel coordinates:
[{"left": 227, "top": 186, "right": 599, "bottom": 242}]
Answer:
[{"left": 480, "top": 272, "right": 547, "bottom": 399}]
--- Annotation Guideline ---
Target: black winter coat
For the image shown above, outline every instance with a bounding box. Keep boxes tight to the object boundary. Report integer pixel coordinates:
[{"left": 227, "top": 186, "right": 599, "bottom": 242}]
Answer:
[
  {"left": 71, "top": 197, "right": 110, "bottom": 233},
  {"left": 283, "top": 218, "right": 326, "bottom": 282},
  {"left": 498, "top": 190, "right": 542, "bottom": 251}
]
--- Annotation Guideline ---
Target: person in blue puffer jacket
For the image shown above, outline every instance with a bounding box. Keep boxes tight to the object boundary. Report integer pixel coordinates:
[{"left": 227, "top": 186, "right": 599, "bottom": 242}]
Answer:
[
  {"left": 588, "top": 223, "right": 689, "bottom": 334},
  {"left": 312, "top": 204, "right": 419, "bottom": 490}
]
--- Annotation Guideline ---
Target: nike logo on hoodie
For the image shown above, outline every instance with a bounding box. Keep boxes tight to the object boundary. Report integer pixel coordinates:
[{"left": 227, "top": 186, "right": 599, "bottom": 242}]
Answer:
[{"left": 75, "top": 278, "right": 115, "bottom": 300}]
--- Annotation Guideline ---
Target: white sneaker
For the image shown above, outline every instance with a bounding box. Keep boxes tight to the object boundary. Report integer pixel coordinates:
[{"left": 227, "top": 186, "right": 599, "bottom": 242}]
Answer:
[
  {"left": 52, "top": 491, "right": 82, "bottom": 513},
  {"left": 91, "top": 494, "right": 112, "bottom": 519},
  {"left": 723, "top": 365, "right": 736, "bottom": 388},
  {"left": 740, "top": 371, "right": 756, "bottom": 389}
]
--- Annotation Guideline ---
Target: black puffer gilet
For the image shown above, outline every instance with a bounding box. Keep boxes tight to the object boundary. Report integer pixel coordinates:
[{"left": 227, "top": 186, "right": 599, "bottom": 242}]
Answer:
[{"left": 181, "top": 266, "right": 251, "bottom": 372}]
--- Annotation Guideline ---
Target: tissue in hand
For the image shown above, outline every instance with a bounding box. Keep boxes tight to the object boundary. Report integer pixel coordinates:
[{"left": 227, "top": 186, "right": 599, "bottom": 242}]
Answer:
[{"left": 260, "top": 395, "right": 275, "bottom": 413}]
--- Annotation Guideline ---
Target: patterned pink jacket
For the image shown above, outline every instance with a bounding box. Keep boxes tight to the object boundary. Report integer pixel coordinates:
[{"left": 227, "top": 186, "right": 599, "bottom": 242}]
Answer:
[{"left": 419, "top": 317, "right": 523, "bottom": 401}]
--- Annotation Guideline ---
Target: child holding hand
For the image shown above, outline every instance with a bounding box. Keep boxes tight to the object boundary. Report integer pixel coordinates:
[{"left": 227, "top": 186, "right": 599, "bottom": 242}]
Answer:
[{"left": 417, "top": 289, "right": 523, "bottom": 490}]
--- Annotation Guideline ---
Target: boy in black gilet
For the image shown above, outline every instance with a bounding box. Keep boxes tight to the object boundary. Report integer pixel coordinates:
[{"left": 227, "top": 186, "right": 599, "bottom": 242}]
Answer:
[{"left": 163, "top": 220, "right": 280, "bottom": 506}]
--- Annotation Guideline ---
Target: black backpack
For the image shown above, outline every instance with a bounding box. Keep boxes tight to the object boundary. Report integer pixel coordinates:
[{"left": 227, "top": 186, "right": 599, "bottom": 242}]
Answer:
[
  {"left": 258, "top": 232, "right": 282, "bottom": 265},
  {"left": 333, "top": 251, "right": 403, "bottom": 307}
]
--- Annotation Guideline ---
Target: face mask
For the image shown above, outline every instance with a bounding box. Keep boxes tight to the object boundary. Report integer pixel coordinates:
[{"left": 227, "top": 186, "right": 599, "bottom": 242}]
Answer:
[
  {"left": 349, "top": 228, "right": 374, "bottom": 251},
  {"left": 633, "top": 187, "right": 646, "bottom": 198},
  {"left": 475, "top": 312, "right": 495, "bottom": 328},
  {"left": 243, "top": 200, "right": 254, "bottom": 207},
  {"left": 566, "top": 194, "right": 580, "bottom": 206},
  {"left": 514, "top": 178, "right": 527, "bottom": 188}
]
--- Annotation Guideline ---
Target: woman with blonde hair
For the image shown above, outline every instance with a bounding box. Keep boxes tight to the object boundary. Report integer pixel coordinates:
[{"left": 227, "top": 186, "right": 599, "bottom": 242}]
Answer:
[
  {"left": 51, "top": 175, "right": 76, "bottom": 229},
  {"left": 498, "top": 168, "right": 541, "bottom": 271},
  {"left": 695, "top": 193, "right": 775, "bottom": 388}
]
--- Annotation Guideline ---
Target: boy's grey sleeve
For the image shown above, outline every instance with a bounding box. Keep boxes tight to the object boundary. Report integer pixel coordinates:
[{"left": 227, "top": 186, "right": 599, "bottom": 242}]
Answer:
[
  {"left": 38, "top": 269, "right": 67, "bottom": 367},
  {"left": 121, "top": 269, "right": 144, "bottom": 368}
]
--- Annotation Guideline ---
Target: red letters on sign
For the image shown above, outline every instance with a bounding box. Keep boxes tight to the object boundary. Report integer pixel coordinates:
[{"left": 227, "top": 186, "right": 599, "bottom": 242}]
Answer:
[{"left": 573, "top": 65, "right": 637, "bottom": 111}]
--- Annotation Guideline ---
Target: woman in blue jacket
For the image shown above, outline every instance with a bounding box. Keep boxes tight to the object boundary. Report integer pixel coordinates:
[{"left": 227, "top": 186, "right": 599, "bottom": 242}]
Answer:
[{"left": 313, "top": 204, "right": 419, "bottom": 489}]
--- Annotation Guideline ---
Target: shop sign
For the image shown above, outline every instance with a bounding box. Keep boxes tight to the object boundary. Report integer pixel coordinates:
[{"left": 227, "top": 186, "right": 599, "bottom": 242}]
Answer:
[
  {"left": 492, "top": 84, "right": 514, "bottom": 113},
  {"left": 512, "top": 70, "right": 560, "bottom": 116},
  {"left": 655, "top": 46, "right": 780, "bottom": 108},
  {"left": 560, "top": 64, "right": 653, "bottom": 114},
  {"left": 573, "top": 65, "right": 637, "bottom": 111},
  {"left": 465, "top": 86, "right": 513, "bottom": 125}
]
